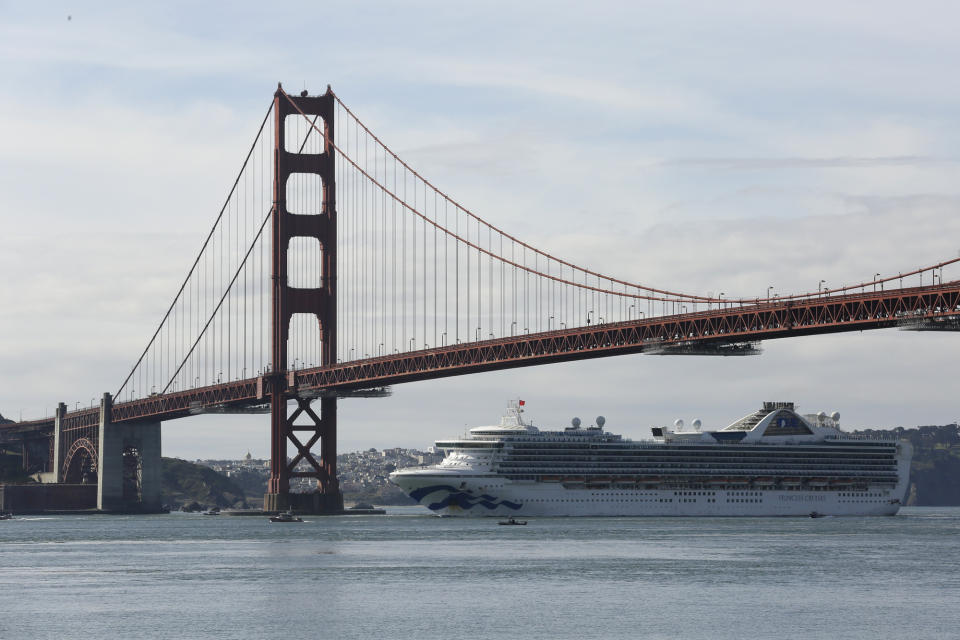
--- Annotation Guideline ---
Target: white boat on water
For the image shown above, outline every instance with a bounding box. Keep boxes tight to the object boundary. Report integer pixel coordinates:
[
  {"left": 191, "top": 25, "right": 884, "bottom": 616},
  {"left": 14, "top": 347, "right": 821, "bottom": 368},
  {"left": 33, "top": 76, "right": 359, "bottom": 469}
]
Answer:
[{"left": 389, "top": 400, "right": 912, "bottom": 517}]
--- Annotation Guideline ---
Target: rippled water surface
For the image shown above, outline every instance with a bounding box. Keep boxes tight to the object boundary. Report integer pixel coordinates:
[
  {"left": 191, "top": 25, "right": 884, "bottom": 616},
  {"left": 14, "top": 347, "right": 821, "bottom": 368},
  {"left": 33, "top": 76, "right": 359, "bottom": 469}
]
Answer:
[{"left": 2, "top": 507, "right": 958, "bottom": 639}]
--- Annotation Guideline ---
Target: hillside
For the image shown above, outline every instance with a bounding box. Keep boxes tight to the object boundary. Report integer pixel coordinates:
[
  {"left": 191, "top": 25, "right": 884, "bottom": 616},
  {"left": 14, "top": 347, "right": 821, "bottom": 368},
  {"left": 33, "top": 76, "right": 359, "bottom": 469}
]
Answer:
[
  {"left": 0, "top": 447, "right": 35, "bottom": 484},
  {"left": 192, "top": 426, "right": 960, "bottom": 507},
  {"left": 6, "top": 420, "right": 960, "bottom": 506},
  {"left": 161, "top": 457, "right": 248, "bottom": 510},
  {"left": 857, "top": 424, "right": 960, "bottom": 506}
]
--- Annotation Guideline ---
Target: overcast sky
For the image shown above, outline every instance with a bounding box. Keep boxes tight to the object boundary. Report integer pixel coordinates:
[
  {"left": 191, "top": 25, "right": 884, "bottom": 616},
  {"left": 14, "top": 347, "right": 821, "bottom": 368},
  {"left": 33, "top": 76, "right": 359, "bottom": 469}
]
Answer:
[{"left": 2, "top": 1, "right": 959, "bottom": 459}]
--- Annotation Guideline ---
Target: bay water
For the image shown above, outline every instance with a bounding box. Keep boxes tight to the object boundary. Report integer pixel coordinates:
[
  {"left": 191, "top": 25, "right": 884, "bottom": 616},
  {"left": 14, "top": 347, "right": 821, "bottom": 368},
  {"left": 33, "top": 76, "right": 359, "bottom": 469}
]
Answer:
[{"left": 1, "top": 506, "right": 958, "bottom": 639}]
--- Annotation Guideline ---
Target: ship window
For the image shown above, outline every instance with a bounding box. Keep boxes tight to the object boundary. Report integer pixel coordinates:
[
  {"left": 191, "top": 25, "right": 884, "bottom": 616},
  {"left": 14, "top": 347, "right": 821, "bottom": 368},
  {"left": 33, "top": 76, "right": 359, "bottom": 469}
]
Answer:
[{"left": 763, "top": 411, "right": 813, "bottom": 436}]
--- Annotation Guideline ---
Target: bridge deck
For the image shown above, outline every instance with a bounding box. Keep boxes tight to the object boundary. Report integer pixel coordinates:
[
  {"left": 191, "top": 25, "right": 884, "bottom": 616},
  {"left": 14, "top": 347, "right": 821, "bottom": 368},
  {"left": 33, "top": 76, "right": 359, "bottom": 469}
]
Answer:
[{"left": 7, "top": 281, "right": 957, "bottom": 434}]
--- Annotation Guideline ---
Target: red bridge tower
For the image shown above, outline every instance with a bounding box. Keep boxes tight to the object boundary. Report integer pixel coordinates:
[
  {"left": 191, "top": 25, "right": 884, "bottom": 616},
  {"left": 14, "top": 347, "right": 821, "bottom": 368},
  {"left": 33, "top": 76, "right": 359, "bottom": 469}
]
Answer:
[{"left": 264, "top": 85, "right": 342, "bottom": 513}]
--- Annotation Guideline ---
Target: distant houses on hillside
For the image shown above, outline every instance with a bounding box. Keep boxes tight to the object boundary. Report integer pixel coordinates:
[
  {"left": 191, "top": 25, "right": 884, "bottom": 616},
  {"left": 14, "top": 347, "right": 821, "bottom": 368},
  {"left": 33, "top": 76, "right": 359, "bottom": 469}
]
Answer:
[{"left": 194, "top": 446, "right": 442, "bottom": 505}]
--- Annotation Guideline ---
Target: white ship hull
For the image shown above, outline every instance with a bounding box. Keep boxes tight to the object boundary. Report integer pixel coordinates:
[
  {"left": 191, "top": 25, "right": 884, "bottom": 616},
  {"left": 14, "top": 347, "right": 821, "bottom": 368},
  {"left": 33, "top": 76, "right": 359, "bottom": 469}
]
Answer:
[
  {"left": 390, "top": 401, "right": 913, "bottom": 517},
  {"left": 393, "top": 469, "right": 908, "bottom": 517}
]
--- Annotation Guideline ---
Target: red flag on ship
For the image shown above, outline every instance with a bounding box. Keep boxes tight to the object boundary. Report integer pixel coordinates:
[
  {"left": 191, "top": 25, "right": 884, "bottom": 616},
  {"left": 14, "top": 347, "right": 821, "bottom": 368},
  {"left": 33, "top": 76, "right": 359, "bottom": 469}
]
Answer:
[{"left": 519, "top": 400, "right": 525, "bottom": 406}]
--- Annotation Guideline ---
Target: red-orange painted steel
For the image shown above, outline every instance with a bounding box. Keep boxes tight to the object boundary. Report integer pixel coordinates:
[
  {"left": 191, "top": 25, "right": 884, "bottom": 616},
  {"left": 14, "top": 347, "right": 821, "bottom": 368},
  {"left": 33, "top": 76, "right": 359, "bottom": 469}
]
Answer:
[
  {"left": 7, "top": 282, "right": 959, "bottom": 436},
  {"left": 266, "top": 86, "right": 340, "bottom": 507}
]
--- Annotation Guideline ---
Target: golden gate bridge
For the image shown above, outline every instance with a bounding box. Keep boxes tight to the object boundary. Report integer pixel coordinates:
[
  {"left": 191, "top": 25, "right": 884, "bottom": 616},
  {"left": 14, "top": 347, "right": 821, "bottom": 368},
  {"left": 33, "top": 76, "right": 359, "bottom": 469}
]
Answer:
[{"left": 4, "top": 85, "right": 960, "bottom": 513}]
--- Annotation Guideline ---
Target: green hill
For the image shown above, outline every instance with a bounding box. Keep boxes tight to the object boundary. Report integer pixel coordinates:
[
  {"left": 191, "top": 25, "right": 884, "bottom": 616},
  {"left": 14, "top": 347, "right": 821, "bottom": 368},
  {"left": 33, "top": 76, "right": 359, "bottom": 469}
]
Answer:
[
  {"left": 856, "top": 424, "right": 960, "bottom": 506},
  {"left": 0, "top": 447, "right": 35, "bottom": 484},
  {"left": 171, "top": 425, "right": 960, "bottom": 508},
  {"left": 161, "top": 457, "right": 248, "bottom": 510}
]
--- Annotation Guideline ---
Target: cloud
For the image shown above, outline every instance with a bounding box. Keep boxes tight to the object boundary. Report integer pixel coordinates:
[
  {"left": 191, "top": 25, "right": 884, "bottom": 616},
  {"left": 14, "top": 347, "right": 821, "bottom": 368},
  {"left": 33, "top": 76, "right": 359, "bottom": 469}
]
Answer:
[
  {"left": 0, "top": 17, "right": 269, "bottom": 76},
  {"left": 4, "top": 2, "right": 960, "bottom": 458},
  {"left": 660, "top": 156, "right": 957, "bottom": 170}
]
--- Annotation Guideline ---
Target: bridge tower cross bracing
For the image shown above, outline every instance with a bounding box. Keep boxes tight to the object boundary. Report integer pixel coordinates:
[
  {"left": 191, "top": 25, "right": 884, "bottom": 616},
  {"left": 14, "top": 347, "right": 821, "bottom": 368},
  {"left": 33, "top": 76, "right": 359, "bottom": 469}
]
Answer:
[{"left": 264, "top": 85, "right": 342, "bottom": 513}]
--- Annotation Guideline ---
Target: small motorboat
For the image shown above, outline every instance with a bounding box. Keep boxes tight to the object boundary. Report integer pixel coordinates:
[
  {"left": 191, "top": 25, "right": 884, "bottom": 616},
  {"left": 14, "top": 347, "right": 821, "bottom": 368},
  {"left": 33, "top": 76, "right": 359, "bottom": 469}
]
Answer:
[
  {"left": 269, "top": 511, "right": 304, "bottom": 523},
  {"left": 0, "top": 513, "right": 13, "bottom": 521},
  {"left": 809, "top": 511, "right": 826, "bottom": 519},
  {"left": 498, "top": 517, "right": 527, "bottom": 525},
  {"left": 201, "top": 507, "right": 221, "bottom": 516}
]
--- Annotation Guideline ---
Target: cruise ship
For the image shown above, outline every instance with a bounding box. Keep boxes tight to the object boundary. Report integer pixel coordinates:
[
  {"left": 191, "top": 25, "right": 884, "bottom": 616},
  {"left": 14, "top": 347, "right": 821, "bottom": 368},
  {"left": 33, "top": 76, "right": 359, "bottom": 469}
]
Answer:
[{"left": 389, "top": 401, "right": 912, "bottom": 517}]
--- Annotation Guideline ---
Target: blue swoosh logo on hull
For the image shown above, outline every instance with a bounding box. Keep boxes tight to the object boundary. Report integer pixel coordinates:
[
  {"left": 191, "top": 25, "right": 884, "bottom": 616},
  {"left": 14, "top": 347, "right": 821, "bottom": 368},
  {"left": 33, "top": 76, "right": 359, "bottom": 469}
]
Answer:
[{"left": 407, "top": 484, "right": 522, "bottom": 511}]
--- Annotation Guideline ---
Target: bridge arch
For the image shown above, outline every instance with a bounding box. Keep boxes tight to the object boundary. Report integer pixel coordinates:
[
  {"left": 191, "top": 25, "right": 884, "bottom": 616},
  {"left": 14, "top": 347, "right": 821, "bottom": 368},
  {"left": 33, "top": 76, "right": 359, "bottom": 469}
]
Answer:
[{"left": 62, "top": 437, "right": 98, "bottom": 484}]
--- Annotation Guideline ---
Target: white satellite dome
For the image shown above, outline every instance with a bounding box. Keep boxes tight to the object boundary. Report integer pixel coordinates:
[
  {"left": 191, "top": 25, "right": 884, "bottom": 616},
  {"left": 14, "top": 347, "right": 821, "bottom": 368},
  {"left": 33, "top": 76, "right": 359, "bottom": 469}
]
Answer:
[
  {"left": 831, "top": 411, "right": 840, "bottom": 422},
  {"left": 596, "top": 416, "right": 606, "bottom": 428},
  {"left": 674, "top": 418, "right": 684, "bottom": 429},
  {"left": 692, "top": 418, "right": 702, "bottom": 431},
  {"left": 571, "top": 417, "right": 581, "bottom": 428}
]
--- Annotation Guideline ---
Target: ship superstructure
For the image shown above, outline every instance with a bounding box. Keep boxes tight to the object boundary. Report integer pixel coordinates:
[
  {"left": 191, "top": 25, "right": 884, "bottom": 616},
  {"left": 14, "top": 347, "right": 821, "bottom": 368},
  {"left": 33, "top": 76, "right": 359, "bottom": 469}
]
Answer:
[{"left": 389, "top": 401, "right": 912, "bottom": 517}]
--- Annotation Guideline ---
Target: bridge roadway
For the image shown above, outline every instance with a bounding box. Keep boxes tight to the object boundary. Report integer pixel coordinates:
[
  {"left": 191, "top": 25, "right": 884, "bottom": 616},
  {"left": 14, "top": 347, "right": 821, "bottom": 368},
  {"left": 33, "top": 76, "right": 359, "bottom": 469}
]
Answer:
[{"left": 6, "top": 280, "right": 960, "bottom": 436}]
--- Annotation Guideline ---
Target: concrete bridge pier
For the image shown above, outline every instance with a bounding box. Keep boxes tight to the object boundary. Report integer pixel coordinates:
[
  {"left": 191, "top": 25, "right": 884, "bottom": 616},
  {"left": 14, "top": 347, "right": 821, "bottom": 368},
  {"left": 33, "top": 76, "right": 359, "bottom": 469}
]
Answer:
[
  {"left": 51, "top": 402, "right": 67, "bottom": 482},
  {"left": 97, "top": 393, "right": 162, "bottom": 512}
]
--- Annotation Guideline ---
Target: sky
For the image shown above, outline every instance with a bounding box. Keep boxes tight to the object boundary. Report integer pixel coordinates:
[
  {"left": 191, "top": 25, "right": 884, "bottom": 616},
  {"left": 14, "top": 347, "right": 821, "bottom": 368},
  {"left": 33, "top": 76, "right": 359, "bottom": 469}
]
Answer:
[{"left": 2, "top": 1, "right": 960, "bottom": 459}]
